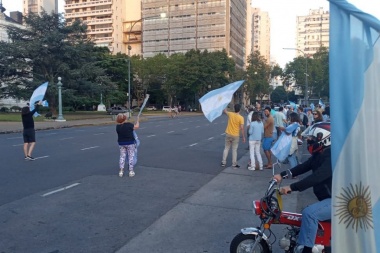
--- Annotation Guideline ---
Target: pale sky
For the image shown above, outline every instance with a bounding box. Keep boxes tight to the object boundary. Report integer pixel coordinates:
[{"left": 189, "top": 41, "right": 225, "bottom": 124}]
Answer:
[{"left": 2, "top": 0, "right": 380, "bottom": 68}]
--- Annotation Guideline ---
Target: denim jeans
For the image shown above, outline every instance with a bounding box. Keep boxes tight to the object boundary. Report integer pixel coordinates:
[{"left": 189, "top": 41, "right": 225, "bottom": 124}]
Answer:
[{"left": 297, "top": 198, "right": 331, "bottom": 247}]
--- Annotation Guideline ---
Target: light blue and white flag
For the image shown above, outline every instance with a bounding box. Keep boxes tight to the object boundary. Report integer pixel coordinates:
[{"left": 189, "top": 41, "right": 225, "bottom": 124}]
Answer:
[
  {"left": 330, "top": 0, "right": 380, "bottom": 252},
  {"left": 137, "top": 94, "right": 150, "bottom": 118},
  {"left": 29, "top": 82, "right": 49, "bottom": 117},
  {"left": 318, "top": 98, "right": 325, "bottom": 110},
  {"left": 271, "top": 123, "right": 299, "bottom": 162},
  {"left": 288, "top": 100, "right": 297, "bottom": 110},
  {"left": 310, "top": 103, "right": 315, "bottom": 111},
  {"left": 199, "top": 80, "right": 244, "bottom": 122}
]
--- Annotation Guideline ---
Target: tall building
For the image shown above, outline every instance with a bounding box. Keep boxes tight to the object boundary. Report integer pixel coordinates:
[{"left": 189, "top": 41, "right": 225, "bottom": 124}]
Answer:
[
  {"left": 296, "top": 7, "right": 329, "bottom": 57},
  {"left": 23, "top": 0, "right": 58, "bottom": 15},
  {"left": 139, "top": 0, "right": 248, "bottom": 68},
  {"left": 65, "top": 0, "right": 139, "bottom": 54},
  {"left": 65, "top": 0, "right": 249, "bottom": 68},
  {"left": 251, "top": 7, "right": 270, "bottom": 64}
]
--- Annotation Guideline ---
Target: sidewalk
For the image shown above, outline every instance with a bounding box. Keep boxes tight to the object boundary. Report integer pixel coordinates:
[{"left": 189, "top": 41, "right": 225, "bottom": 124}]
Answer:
[{"left": 116, "top": 152, "right": 311, "bottom": 253}]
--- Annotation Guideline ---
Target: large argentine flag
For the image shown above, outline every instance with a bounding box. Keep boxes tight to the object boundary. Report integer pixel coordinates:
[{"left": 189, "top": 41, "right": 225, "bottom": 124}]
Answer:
[
  {"left": 29, "top": 82, "right": 48, "bottom": 116},
  {"left": 199, "top": 80, "right": 244, "bottom": 122},
  {"left": 330, "top": 0, "right": 380, "bottom": 252}
]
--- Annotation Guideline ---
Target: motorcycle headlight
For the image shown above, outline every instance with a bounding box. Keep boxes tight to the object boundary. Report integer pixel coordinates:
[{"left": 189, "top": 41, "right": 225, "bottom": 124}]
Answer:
[
  {"left": 253, "top": 200, "right": 262, "bottom": 215},
  {"left": 270, "top": 197, "right": 279, "bottom": 213}
]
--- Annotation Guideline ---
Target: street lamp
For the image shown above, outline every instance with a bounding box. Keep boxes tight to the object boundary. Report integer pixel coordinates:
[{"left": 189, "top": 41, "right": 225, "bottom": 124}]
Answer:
[
  {"left": 56, "top": 77, "right": 66, "bottom": 122},
  {"left": 283, "top": 48, "right": 309, "bottom": 106},
  {"left": 126, "top": 13, "right": 167, "bottom": 119}
]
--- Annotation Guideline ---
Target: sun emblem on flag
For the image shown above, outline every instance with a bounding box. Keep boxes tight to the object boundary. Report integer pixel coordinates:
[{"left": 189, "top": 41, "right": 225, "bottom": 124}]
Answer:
[{"left": 334, "top": 182, "right": 373, "bottom": 232}]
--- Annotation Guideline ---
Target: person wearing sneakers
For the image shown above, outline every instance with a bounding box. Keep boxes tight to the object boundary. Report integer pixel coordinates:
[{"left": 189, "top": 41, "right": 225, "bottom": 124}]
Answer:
[
  {"left": 248, "top": 112, "right": 264, "bottom": 171},
  {"left": 116, "top": 113, "right": 139, "bottom": 177},
  {"left": 221, "top": 104, "right": 246, "bottom": 168},
  {"left": 21, "top": 100, "right": 42, "bottom": 160}
]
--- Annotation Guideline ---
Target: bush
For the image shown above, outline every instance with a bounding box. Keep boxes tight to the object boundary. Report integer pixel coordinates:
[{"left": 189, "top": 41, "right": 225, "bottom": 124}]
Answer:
[
  {"left": 10, "top": 106, "right": 22, "bottom": 112},
  {"left": 0, "top": 107, "right": 10, "bottom": 113},
  {"left": 63, "top": 107, "right": 75, "bottom": 112}
]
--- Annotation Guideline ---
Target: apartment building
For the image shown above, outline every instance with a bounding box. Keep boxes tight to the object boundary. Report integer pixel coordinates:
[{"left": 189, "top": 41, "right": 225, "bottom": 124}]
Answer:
[
  {"left": 251, "top": 7, "right": 270, "bottom": 64},
  {"left": 296, "top": 7, "right": 329, "bottom": 57},
  {"left": 23, "top": 0, "right": 58, "bottom": 15},
  {"left": 140, "top": 0, "right": 248, "bottom": 69}
]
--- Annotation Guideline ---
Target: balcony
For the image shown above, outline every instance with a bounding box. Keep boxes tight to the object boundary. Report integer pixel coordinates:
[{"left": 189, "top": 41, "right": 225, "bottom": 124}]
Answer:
[
  {"left": 87, "top": 27, "right": 113, "bottom": 35},
  {"left": 94, "top": 37, "right": 113, "bottom": 43},
  {"left": 65, "top": 0, "right": 112, "bottom": 10},
  {"left": 65, "top": 9, "right": 112, "bottom": 19},
  {"left": 85, "top": 18, "right": 113, "bottom": 26}
]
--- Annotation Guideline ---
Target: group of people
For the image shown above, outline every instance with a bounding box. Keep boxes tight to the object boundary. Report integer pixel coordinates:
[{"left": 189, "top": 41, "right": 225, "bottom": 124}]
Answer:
[{"left": 222, "top": 102, "right": 332, "bottom": 253}]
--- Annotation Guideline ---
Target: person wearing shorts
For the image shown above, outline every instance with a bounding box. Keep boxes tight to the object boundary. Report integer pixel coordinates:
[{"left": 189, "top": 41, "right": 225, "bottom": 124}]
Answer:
[
  {"left": 262, "top": 107, "right": 274, "bottom": 168},
  {"left": 21, "top": 101, "right": 41, "bottom": 160}
]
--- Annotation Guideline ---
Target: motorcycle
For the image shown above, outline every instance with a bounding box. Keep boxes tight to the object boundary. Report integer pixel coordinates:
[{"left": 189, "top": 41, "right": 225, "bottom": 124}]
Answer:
[{"left": 230, "top": 179, "right": 331, "bottom": 253}]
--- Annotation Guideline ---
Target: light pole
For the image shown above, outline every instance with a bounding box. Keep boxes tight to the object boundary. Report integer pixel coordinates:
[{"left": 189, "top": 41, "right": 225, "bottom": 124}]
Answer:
[
  {"left": 56, "top": 77, "right": 66, "bottom": 121},
  {"left": 126, "top": 13, "right": 167, "bottom": 119},
  {"left": 283, "top": 48, "right": 308, "bottom": 106}
]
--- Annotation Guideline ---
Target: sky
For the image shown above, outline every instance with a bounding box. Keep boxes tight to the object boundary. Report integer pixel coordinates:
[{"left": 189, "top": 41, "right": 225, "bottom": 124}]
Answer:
[{"left": 2, "top": 0, "right": 380, "bottom": 68}]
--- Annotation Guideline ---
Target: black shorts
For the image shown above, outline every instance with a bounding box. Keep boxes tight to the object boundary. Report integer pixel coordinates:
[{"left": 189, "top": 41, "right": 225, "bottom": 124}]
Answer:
[{"left": 23, "top": 129, "right": 36, "bottom": 143}]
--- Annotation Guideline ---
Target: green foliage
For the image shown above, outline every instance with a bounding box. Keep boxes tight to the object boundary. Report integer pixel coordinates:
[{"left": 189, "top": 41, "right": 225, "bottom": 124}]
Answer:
[
  {"left": 246, "top": 51, "right": 272, "bottom": 104},
  {"left": 0, "top": 11, "right": 114, "bottom": 112},
  {"left": 270, "top": 86, "right": 287, "bottom": 103}
]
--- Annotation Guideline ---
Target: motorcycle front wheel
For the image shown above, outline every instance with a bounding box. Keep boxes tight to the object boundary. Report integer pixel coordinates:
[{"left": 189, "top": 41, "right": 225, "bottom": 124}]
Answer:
[{"left": 230, "top": 233, "right": 270, "bottom": 253}]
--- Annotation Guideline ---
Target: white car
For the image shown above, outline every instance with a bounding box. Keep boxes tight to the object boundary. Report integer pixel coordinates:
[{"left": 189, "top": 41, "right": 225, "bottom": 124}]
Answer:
[
  {"left": 162, "top": 106, "right": 171, "bottom": 112},
  {"left": 146, "top": 106, "right": 157, "bottom": 111}
]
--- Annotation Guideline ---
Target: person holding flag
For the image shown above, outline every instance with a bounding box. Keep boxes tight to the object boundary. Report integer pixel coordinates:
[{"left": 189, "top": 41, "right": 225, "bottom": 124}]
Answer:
[{"left": 21, "top": 100, "right": 43, "bottom": 160}]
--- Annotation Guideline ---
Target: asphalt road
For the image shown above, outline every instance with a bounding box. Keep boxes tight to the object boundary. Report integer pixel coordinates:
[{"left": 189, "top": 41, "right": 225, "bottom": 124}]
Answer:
[{"left": 0, "top": 114, "right": 248, "bottom": 253}]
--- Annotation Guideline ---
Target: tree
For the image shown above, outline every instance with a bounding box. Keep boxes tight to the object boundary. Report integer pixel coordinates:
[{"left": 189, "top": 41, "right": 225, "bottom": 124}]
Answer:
[
  {"left": 0, "top": 11, "right": 114, "bottom": 111},
  {"left": 246, "top": 51, "right": 271, "bottom": 104}
]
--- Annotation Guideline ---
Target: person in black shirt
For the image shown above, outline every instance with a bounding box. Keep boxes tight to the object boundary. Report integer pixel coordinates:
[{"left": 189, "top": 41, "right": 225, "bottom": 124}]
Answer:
[
  {"left": 21, "top": 100, "right": 42, "bottom": 160},
  {"left": 116, "top": 113, "right": 139, "bottom": 177}
]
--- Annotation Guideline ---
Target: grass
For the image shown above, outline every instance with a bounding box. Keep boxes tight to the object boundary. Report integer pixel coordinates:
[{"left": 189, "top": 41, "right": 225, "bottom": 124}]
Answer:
[{"left": 0, "top": 110, "right": 170, "bottom": 122}]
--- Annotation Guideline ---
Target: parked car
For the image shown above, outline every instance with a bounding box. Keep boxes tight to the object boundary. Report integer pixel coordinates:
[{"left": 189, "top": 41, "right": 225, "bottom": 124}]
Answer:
[
  {"left": 107, "top": 106, "right": 128, "bottom": 115},
  {"left": 146, "top": 106, "right": 157, "bottom": 111},
  {"left": 162, "top": 106, "right": 171, "bottom": 112}
]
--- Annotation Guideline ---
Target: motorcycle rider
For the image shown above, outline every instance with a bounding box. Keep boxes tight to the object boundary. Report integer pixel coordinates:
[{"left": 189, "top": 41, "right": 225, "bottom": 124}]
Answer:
[{"left": 273, "top": 122, "right": 332, "bottom": 253}]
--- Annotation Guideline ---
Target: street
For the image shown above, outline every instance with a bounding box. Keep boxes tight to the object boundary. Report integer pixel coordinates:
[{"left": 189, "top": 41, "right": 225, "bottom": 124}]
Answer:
[{"left": 0, "top": 115, "right": 313, "bottom": 253}]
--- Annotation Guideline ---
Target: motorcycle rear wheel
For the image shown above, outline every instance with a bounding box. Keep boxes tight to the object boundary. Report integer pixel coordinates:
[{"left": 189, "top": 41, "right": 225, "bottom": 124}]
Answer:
[{"left": 230, "top": 233, "right": 270, "bottom": 253}]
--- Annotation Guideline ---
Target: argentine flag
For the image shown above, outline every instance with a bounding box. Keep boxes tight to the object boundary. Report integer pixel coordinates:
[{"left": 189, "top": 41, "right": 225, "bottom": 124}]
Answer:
[
  {"left": 29, "top": 82, "right": 49, "bottom": 117},
  {"left": 199, "top": 80, "right": 244, "bottom": 122},
  {"left": 319, "top": 99, "right": 325, "bottom": 110},
  {"left": 330, "top": 0, "right": 380, "bottom": 252}
]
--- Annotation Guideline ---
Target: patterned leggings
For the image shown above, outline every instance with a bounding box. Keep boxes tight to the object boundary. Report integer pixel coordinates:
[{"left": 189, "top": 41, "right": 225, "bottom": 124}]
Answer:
[{"left": 119, "top": 144, "right": 136, "bottom": 171}]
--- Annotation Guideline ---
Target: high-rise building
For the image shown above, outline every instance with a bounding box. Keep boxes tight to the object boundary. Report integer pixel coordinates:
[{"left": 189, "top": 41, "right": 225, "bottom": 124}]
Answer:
[
  {"left": 251, "top": 7, "right": 270, "bottom": 64},
  {"left": 65, "top": 0, "right": 140, "bottom": 54},
  {"left": 23, "top": 0, "right": 58, "bottom": 15},
  {"left": 138, "top": 0, "right": 249, "bottom": 69},
  {"left": 296, "top": 7, "right": 329, "bottom": 57},
  {"left": 65, "top": 0, "right": 249, "bottom": 68}
]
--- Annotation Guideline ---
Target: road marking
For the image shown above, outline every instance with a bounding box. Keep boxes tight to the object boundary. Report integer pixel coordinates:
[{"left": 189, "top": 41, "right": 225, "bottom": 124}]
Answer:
[
  {"left": 7, "top": 137, "right": 22, "bottom": 140},
  {"left": 147, "top": 135, "right": 156, "bottom": 138},
  {"left": 167, "top": 131, "right": 175, "bottom": 133},
  {"left": 195, "top": 126, "right": 200, "bottom": 128},
  {"left": 93, "top": 133, "right": 104, "bottom": 135},
  {"left": 13, "top": 144, "right": 24, "bottom": 147},
  {"left": 34, "top": 156, "right": 49, "bottom": 160},
  {"left": 41, "top": 183, "right": 81, "bottom": 197},
  {"left": 81, "top": 146, "right": 99, "bottom": 150},
  {"left": 45, "top": 133, "right": 57, "bottom": 136},
  {"left": 208, "top": 137, "right": 214, "bottom": 140},
  {"left": 182, "top": 128, "right": 188, "bottom": 130},
  {"left": 189, "top": 143, "right": 198, "bottom": 147},
  {"left": 155, "top": 125, "right": 161, "bottom": 127},
  {"left": 221, "top": 133, "right": 226, "bottom": 135},
  {"left": 60, "top": 137, "right": 74, "bottom": 140}
]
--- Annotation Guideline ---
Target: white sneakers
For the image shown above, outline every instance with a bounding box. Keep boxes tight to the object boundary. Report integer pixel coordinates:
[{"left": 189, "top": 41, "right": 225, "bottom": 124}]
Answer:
[
  {"left": 119, "top": 170, "right": 135, "bottom": 177},
  {"left": 247, "top": 166, "right": 263, "bottom": 171}
]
